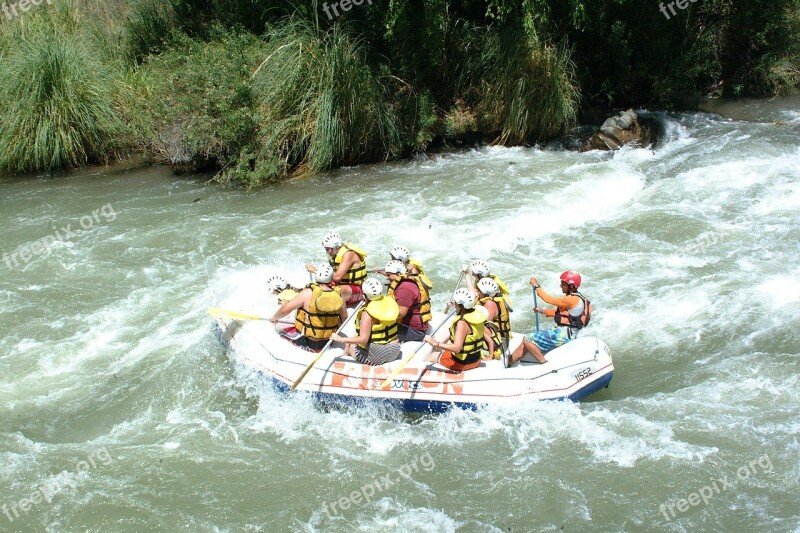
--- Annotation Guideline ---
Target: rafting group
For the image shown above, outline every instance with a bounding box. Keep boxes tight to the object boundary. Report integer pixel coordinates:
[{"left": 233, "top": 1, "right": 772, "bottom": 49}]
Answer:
[{"left": 266, "top": 232, "right": 591, "bottom": 371}]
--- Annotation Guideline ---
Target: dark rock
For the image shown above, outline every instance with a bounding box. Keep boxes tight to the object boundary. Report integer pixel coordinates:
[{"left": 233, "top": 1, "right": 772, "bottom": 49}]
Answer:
[{"left": 581, "top": 109, "right": 657, "bottom": 151}]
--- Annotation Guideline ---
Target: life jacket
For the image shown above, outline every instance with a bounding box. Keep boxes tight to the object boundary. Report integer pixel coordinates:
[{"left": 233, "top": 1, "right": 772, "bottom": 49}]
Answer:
[
  {"left": 330, "top": 243, "right": 368, "bottom": 285},
  {"left": 276, "top": 288, "right": 299, "bottom": 304},
  {"left": 355, "top": 296, "right": 400, "bottom": 348},
  {"left": 449, "top": 310, "right": 485, "bottom": 363},
  {"left": 554, "top": 292, "right": 591, "bottom": 338},
  {"left": 294, "top": 284, "right": 344, "bottom": 341},
  {"left": 477, "top": 295, "right": 511, "bottom": 337},
  {"left": 407, "top": 259, "right": 433, "bottom": 289},
  {"left": 387, "top": 276, "right": 433, "bottom": 325}
]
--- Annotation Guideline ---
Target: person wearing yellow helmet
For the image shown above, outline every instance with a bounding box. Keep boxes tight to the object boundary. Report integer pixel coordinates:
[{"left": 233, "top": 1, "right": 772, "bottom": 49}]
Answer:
[{"left": 331, "top": 278, "right": 402, "bottom": 365}]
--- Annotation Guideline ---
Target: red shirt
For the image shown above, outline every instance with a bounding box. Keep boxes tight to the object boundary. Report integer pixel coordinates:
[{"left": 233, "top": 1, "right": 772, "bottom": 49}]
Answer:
[{"left": 393, "top": 280, "right": 425, "bottom": 331}]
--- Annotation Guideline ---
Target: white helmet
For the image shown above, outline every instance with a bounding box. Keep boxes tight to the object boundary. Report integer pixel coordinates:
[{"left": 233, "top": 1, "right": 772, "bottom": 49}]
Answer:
[
  {"left": 470, "top": 260, "right": 491, "bottom": 277},
  {"left": 315, "top": 263, "right": 334, "bottom": 283},
  {"left": 385, "top": 260, "right": 407, "bottom": 275},
  {"left": 452, "top": 287, "right": 476, "bottom": 309},
  {"left": 389, "top": 245, "right": 410, "bottom": 262},
  {"left": 362, "top": 278, "right": 384, "bottom": 300},
  {"left": 266, "top": 275, "right": 288, "bottom": 292},
  {"left": 322, "top": 232, "right": 343, "bottom": 249},
  {"left": 476, "top": 277, "right": 500, "bottom": 296}
]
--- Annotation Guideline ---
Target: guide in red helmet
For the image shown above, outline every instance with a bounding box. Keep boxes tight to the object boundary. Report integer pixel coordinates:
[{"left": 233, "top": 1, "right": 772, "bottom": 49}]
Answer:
[{"left": 506, "top": 271, "right": 591, "bottom": 367}]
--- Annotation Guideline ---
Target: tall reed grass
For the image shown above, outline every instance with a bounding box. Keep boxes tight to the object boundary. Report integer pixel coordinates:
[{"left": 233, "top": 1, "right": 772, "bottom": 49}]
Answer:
[
  {"left": 0, "top": 22, "right": 122, "bottom": 174},
  {"left": 251, "top": 20, "right": 401, "bottom": 180}
]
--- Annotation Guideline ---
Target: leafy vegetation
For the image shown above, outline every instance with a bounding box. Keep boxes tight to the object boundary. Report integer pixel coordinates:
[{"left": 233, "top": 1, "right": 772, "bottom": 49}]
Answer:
[{"left": 0, "top": 0, "right": 797, "bottom": 184}]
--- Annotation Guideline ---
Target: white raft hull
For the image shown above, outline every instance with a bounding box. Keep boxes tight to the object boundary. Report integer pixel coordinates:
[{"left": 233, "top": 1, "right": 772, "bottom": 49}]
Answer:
[{"left": 214, "top": 312, "right": 614, "bottom": 413}]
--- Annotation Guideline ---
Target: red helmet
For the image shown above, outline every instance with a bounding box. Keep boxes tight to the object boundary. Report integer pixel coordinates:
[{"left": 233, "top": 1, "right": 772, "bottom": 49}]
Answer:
[{"left": 560, "top": 270, "right": 582, "bottom": 288}]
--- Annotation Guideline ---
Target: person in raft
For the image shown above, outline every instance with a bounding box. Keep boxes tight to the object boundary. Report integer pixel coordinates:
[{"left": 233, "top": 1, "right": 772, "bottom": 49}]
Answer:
[
  {"left": 507, "top": 270, "right": 591, "bottom": 367},
  {"left": 476, "top": 277, "right": 512, "bottom": 362},
  {"left": 331, "top": 278, "right": 402, "bottom": 366},
  {"left": 373, "top": 245, "right": 434, "bottom": 292},
  {"left": 306, "top": 232, "right": 368, "bottom": 307},
  {"left": 424, "top": 288, "right": 487, "bottom": 371},
  {"left": 467, "top": 259, "right": 512, "bottom": 307},
  {"left": 266, "top": 275, "right": 301, "bottom": 305},
  {"left": 383, "top": 260, "right": 432, "bottom": 342},
  {"left": 269, "top": 264, "right": 347, "bottom": 352}
]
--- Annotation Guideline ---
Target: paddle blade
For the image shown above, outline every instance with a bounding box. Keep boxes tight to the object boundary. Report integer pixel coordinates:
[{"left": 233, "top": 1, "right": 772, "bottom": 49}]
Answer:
[{"left": 208, "top": 307, "right": 265, "bottom": 321}]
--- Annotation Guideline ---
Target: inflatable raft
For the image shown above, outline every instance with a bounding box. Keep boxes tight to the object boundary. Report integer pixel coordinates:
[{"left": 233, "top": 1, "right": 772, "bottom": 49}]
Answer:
[{"left": 214, "top": 311, "right": 614, "bottom": 413}]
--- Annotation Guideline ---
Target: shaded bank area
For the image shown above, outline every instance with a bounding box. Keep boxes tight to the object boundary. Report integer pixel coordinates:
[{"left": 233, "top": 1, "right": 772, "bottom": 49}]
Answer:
[{"left": 0, "top": 0, "right": 798, "bottom": 187}]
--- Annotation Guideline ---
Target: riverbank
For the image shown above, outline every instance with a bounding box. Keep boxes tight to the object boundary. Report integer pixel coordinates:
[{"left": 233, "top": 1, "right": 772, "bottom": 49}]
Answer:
[{"left": 1, "top": 0, "right": 797, "bottom": 186}]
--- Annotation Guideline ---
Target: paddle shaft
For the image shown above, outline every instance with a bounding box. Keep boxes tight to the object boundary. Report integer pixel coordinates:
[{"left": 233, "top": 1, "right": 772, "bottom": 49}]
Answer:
[
  {"left": 290, "top": 301, "right": 365, "bottom": 392},
  {"left": 380, "top": 309, "right": 457, "bottom": 389},
  {"left": 532, "top": 287, "right": 540, "bottom": 332},
  {"left": 444, "top": 271, "right": 465, "bottom": 313},
  {"left": 208, "top": 308, "right": 294, "bottom": 325}
]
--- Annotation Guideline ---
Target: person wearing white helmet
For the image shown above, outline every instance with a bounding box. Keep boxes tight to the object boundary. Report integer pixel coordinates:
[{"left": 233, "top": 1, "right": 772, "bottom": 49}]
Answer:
[
  {"left": 266, "top": 275, "right": 301, "bottom": 305},
  {"left": 507, "top": 271, "right": 592, "bottom": 367},
  {"left": 306, "top": 231, "right": 368, "bottom": 307},
  {"left": 476, "top": 277, "right": 512, "bottom": 361},
  {"left": 424, "top": 287, "right": 487, "bottom": 371},
  {"left": 331, "top": 278, "right": 401, "bottom": 365},
  {"left": 270, "top": 263, "right": 347, "bottom": 351},
  {"left": 373, "top": 245, "right": 434, "bottom": 290},
  {"left": 465, "top": 259, "right": 512, "bottom": 306},
  {"left": 382, "top": 260, "right": 432, "bottom": 342}
]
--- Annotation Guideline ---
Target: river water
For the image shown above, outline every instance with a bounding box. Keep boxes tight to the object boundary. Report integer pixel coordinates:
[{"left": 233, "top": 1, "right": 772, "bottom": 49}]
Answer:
[{"left": 1, "top": 99, "right": 799, "bottom": 531}]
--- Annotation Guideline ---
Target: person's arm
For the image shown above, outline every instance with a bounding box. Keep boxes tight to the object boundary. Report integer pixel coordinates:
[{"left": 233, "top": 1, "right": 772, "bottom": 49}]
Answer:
[
  {"left": 271, "top": 290, "right": 309, "bottom": 321},
  {"left": 483, "top": 300, "right": 499, "bottom": 321},
  {"left": 426, "top": 320, "right": 467, "bottom": 353},
  {"left": 332, "top": 250, "right": 360, "bottom": 283},
  {"left": 535, "top": 289, "right": 580, "bottom": 310},
  {"left": 332, "top": 312, "right": 371, "bottom": 344},
  {"left": 339, "top": 304, "right": 348, "bottom": 323}
]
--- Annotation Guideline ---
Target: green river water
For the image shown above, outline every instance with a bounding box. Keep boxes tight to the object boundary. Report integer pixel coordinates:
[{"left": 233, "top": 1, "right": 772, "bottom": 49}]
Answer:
[{"left": 1, "top": 99, "right": 799, "bottom": 531}]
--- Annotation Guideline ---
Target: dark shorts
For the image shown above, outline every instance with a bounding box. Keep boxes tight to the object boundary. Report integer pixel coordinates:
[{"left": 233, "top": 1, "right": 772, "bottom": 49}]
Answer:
[
  {"left": 398, "top": 324, "right": 426, "bottom": 343},
  {"left": 289, "top": 336, "right": 329, "bottom": 352}
]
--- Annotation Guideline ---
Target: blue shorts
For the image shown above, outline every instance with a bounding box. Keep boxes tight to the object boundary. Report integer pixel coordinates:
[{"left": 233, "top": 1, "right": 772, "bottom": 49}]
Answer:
[{"left": 524, "top": 328, "right": 572, "bottom": 353}]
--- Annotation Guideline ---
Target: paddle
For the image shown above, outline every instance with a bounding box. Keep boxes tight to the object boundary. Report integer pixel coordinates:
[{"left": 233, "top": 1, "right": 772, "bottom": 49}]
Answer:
[
  {"left": 532, "top": 287, "right": 540, "bottom": 332},
  {"left": 208, "top": 307, "right": 293, "bottom": 324},
  {"left": 290, "top": 302, "right": 365, "bottom": 392},
  {"left": 380, "top": 309, "right": 457, "bottom": 389},
  {"left": 444, "top": 269, "right": 466, "bottom": 313}
]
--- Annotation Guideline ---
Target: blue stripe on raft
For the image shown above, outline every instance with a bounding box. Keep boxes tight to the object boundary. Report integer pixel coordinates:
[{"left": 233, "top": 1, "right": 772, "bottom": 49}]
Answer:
[{"left": 266, "top": 371, "right": 613, "bottom": 413}]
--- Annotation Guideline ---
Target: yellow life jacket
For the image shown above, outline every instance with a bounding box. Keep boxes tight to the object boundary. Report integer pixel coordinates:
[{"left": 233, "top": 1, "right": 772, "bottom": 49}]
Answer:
[
  {"left": 330, "top": 243, "right": 368, "bottom": 285},
  {"left": 277, "top": 288, "right": 299, "bottom": 304},
  {"left": 448, "top": 309, "right": 485, "bottom": 362},
  {"left": 387, "top": 276, "right": 433, "bottom": 325},
  {"left": 408, "top": 259, "right": 433, "bottom": 289},
  {"left": 294, "top": 284, "right": 344, "bottom": 341},
  {"left": 477, "top": 295, "right": 511, "bottom": 337},
  {"left": 355, "top": 296, "right": 399, "bottom": 347}
]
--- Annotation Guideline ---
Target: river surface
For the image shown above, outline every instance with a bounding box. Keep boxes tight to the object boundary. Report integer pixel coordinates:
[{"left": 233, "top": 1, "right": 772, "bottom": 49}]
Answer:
[{"left": 1, "top": 99, "right": 799, "bottom": 532}]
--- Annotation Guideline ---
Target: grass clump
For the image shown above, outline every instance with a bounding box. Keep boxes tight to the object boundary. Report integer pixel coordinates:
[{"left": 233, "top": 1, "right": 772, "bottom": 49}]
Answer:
[
  {"left": 0, "top": 23, "right": 123, "bottom": 174},
  {"left": 248, "top": 19, "right": 402, "bottom": 184}
]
